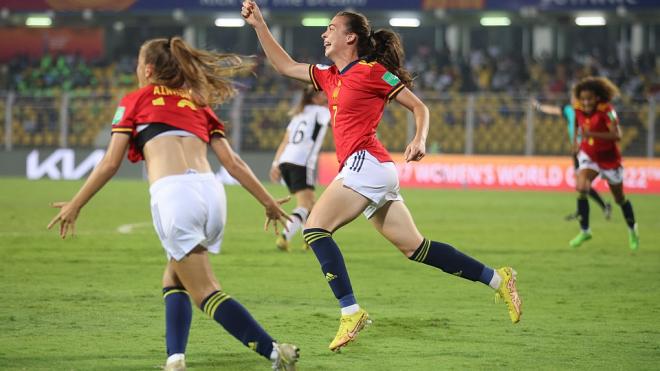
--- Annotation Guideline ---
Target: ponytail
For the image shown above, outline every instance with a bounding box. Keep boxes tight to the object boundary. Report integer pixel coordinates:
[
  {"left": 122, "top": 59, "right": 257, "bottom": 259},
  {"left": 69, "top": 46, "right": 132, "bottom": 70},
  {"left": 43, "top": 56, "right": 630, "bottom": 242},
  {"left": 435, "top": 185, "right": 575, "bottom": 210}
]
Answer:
[
  {"left": 142, "top": 36, "right": 254, "bottom": 107},
  {"left": 337, "top": 11, "right": 414, "bottom": 89},
  {"left": 370, "top": 29, "right": 413, "bottom": 88}
]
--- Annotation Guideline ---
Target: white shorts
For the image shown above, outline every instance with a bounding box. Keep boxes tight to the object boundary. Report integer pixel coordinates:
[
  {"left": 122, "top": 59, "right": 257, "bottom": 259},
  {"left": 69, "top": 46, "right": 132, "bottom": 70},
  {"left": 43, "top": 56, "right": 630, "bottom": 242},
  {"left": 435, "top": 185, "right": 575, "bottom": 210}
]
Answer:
[
  {"left": 149, "top": 171, "right": 227, "bottom": 261},
  {"left": 577, "top": 150, "right": 624, "bottom": 185},
  {"left": 334, "top": 150, "right": 403, "bottom": 219}
]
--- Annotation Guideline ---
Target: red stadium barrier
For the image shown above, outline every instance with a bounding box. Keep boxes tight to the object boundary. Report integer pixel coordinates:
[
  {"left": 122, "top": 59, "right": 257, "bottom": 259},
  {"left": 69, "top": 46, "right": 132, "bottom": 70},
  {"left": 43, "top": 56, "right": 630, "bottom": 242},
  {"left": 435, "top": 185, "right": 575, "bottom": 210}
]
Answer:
[{"left": 317, "top": 153, "right": 660, "bottom": 194}]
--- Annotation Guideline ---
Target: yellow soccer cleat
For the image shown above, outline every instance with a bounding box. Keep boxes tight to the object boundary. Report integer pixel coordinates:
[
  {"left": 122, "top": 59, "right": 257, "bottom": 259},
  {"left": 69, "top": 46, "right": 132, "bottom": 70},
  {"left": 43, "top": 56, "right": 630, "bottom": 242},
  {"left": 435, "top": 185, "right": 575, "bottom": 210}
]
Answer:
[
  {"left": 495, "top": 267, "right": 522, "bottom": 324},
  {"left": 276, "top": 235, "right": 290, "bottom": 252},
  {"left": 328, "top": 308, "right": 370, "bottom": 352},
  {"left": 272, "top": 343, "right": 300, "bottom": 371}
]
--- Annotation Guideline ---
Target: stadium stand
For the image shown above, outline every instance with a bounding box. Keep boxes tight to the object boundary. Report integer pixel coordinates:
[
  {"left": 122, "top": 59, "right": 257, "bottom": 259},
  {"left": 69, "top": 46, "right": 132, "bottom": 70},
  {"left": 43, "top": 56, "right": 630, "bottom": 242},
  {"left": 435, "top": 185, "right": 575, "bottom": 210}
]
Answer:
[{"left": 0, "top": 49, "right": 657, "bottom": 155}]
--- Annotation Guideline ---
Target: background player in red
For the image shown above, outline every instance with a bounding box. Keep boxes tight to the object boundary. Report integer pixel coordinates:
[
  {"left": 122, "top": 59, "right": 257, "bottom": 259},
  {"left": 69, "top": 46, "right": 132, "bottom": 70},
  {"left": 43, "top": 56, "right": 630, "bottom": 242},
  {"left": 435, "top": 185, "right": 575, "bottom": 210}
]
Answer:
[
  {"left": 270, "top": 86, "right": 330, "bottom": 251},
  {"left": 569, "top": 76, "right": 639, "bottom": 251},
  {"left": 242, "top": 0, "right": 522, "bottom": 353},
  {"left": 47, "top": 36, "right": 299, "bottom": 371},
  {"left": 532, "top": 97, "right": 612, "bottom": 221}
]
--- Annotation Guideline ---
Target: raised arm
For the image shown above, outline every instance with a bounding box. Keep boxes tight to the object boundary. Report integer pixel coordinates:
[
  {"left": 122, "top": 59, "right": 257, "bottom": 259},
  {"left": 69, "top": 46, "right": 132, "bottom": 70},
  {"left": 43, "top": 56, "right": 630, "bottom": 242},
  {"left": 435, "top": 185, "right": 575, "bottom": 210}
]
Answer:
[
  {"left": 395, "top": 88, "right": 429, "bottom": 162},
  {"left": 47, "top": 133, "right": 130, "bottom": 238},
  {"left": 210, "top": 136, "right": 290, "bottom": 231},
  {"left": 241, "top": 0, "right": 311, "bottom": 82}
]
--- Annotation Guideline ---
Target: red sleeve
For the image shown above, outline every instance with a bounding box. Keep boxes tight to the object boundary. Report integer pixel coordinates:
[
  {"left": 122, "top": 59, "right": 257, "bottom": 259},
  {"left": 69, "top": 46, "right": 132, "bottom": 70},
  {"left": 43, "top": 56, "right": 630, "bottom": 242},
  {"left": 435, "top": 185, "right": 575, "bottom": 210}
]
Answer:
[
  {"left": 369, "top": 63, "right": 405, "bottom": 101},
  {"left": 309, "top": 64, "right": 332, "bottom": 92},
  {"left": 205, "top": 107, "right": 226, "bottom": 138},
  {"left": 110, "top": 92, "right": 140, "bottom": 135}
]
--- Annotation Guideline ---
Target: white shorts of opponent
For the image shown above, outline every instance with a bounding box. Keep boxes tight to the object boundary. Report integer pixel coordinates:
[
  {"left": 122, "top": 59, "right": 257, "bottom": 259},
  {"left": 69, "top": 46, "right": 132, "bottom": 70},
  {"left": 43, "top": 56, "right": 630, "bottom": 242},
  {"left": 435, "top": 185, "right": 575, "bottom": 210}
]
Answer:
[
  {"left": 149, "top": 170, "right": 227, "bottom": 261},
  {"left": 334, "top": 149, "right": 403, "bottom": 219},
  {"left": 576, "top": 150, "right": 624, "bottom": 185}
]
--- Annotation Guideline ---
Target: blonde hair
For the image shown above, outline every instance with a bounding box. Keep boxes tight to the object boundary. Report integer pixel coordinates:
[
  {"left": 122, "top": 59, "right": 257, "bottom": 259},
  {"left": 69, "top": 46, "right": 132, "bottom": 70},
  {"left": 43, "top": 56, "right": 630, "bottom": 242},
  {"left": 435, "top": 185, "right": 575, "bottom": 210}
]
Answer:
[{"left": 141, "top": 37, "right": 254, "bottom": 106}]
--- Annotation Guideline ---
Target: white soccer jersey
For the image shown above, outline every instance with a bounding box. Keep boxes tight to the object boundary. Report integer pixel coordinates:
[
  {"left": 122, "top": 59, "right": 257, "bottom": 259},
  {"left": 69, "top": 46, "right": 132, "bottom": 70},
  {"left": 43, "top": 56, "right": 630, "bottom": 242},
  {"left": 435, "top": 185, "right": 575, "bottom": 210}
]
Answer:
[{"left": 278, "top": 104, "right": 331, "bottom": 168}]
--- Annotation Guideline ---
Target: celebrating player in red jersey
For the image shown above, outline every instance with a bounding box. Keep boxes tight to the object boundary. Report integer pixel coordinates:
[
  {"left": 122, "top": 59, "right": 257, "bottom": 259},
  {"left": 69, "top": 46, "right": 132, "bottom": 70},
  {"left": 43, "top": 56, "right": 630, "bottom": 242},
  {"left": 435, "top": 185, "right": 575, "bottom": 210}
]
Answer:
[
  {"left": 48, "top": 37, "right": 299, "bottom": 370},
  {"left": 569, "top": 77, "right": 639, "bottom": 251},
  {"left": 243, "top": 0, "right": 522, "bottom": 352},
  {"left": 533, "top": 97, "right": 612, "bottom": 221}
]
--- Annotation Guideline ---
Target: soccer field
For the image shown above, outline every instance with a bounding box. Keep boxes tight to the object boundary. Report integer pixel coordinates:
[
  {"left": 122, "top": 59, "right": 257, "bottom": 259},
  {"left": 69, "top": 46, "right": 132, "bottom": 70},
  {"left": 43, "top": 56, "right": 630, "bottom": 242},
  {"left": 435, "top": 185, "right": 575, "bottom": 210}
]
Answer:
[{"left": 1, "top": 178, "right": 658, "bottom": 370}]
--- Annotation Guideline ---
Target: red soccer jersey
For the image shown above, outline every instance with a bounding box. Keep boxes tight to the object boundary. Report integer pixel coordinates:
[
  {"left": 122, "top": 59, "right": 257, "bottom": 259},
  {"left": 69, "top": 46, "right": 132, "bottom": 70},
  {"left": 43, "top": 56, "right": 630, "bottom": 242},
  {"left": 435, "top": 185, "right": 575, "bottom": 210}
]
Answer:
[
  {"left": 309, "top": 60, "right": 405, "bottom": 167},
  {"left": 110, "top": 84, "right": 225, "bottom": 162},
  {"left": 574, "top": 102, "right": 622, "bottom": 169}
]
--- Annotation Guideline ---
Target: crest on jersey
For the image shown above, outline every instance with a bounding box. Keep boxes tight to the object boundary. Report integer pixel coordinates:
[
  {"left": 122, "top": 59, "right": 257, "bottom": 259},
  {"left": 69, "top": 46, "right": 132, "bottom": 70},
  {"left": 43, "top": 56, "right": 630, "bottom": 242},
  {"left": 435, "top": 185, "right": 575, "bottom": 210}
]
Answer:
[
  {"left": 382, "top": 71, "right": 400, "bottom": 86},
  {"left": 316, "top": 64, "right": 331, "bottom": 70},
  {"left": 111, "top": 106, "right": 125, "bottom": 126}
]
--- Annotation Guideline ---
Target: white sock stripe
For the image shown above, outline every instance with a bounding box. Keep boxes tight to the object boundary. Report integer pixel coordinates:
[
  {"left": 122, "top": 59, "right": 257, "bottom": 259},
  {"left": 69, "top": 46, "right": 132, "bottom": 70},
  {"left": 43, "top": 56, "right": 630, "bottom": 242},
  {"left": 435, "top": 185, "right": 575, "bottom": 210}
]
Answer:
[{"left": 291, "top": 207, "right": 309, "bottom": 221}]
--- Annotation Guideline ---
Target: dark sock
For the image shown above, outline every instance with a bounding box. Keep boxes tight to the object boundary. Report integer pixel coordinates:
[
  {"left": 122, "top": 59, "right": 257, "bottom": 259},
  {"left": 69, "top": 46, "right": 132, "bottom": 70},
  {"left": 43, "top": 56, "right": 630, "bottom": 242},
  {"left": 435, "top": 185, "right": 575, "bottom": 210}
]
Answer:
[
  {"left": 303, "top": 228, "right": 356, "bottom": 308},
  {"left": 201, "top": 291, "right": 274, "bottom": 360},
  {"left": 409, "top": 239, "right": 493, "bottom": 285},
  {"left": 588, "top": 188, "right": 607, "bottom": 210},
  {"left": 163, "top": 287, "right": 192, "bottom": 356},
  {"left": 620, "top": 199, "right": 636, "bottom": 229},
  {"left": 577, "top": 195, "right": 590, "bottom": 231}
]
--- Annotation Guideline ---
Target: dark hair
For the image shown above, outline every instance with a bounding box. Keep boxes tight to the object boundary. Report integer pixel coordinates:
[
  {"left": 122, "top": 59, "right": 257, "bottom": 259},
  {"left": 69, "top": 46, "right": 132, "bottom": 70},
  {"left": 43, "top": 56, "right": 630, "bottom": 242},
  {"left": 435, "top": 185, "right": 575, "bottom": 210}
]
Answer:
[
  {"left": 289, "top": 86, "right": 319, "bottom": 116},
  {"left": 336, "top": 11, "right": 414, "bottom": 88},
  {"left": 572, "top": 76, "right": 620, "bottom": 103},
  {"left": 141, "top": 36, "right": 254, "bottom": 106}
]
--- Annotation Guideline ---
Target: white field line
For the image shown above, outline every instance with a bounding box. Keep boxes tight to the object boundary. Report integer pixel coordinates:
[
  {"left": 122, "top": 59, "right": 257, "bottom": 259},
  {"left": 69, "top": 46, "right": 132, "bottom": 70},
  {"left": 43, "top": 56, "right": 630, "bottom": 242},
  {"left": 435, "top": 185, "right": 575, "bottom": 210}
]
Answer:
[
  {"left": 0, "top": 222, "right": 153, "bottom": 237},
  {"left": 116, "top": 222, "right": 153, "bottom": 234}
]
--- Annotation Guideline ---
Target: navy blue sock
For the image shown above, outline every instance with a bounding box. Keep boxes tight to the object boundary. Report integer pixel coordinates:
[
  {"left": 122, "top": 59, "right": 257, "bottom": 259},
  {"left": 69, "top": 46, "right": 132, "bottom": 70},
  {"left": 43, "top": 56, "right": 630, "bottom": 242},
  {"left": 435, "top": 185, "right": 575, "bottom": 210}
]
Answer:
[
  {"left": 588, "top": 188, "right": 606, "bottom": 210},
  {"left": 409, "top": 239, "right": 493, "bottom": 285},
  {"left": 163, "top": 287, "right": 192, "bottom": 356},
  {"left": 201, "top": 290, "right": 274, "bottom": 360},
  {"left": 303, "top": 228, "right": 356, "bottom": 308},
  {"left": 620, "top": 199, "right": 636, "bottom": 229},
  {"left": 577, "top": 195, "right": 590, "bottom": 231}
]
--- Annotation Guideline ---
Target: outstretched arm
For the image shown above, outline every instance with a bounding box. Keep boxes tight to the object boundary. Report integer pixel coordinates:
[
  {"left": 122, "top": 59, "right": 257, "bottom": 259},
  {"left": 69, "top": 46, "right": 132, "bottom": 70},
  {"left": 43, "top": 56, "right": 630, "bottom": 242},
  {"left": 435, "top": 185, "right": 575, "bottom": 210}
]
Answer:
[
  {"left": 210, "top": 136, "right": 290, "bottom": 232},
  {"left": 47, "top": 133, "right": 130, "bottom": 238},
  {"left": 241, "top": 0, "right": 311, "bottom": 82},
  {"left": 532, "top": 99, "right": 562, "bottom": 116},
  {"left": 395, "top": 88, "right": 429, "bottom": 162}
]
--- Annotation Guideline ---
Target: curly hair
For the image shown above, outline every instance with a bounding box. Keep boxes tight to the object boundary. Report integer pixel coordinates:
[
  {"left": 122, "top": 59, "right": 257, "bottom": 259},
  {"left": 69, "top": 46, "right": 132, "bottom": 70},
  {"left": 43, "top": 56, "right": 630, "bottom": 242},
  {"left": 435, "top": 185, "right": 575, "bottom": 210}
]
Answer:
[{"left": 572, "top": 76, "right": 620, "bottom": 103}]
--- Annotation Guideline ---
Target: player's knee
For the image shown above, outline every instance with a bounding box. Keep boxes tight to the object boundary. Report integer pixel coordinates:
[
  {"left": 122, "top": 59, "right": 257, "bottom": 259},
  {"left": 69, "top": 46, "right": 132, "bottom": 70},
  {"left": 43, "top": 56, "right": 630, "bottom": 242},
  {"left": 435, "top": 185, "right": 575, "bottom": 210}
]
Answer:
[
  {"left": 576, "top": 185, "right": 589, "bottom": 195},
  {"left": 614, "top": 194, "right": 626, "bottom": 205}
]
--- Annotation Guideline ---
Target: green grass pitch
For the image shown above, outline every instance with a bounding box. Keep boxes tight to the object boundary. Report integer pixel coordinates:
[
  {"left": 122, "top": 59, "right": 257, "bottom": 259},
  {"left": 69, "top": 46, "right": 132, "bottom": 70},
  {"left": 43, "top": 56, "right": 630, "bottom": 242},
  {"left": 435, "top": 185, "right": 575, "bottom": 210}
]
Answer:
[{"left": 1, "top": 178, "right": 659, "bottom": 370}]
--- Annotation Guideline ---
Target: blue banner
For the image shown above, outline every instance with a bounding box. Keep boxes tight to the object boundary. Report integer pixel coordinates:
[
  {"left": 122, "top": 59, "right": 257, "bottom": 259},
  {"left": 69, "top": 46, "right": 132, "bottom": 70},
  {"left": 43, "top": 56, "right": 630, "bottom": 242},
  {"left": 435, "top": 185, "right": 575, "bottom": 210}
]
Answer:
[
  {"left": 131, "top": 0, "right": 420, "bottom": 11},
  {"left": 485, "top": 0, "right": 659, "bottom": 10}
]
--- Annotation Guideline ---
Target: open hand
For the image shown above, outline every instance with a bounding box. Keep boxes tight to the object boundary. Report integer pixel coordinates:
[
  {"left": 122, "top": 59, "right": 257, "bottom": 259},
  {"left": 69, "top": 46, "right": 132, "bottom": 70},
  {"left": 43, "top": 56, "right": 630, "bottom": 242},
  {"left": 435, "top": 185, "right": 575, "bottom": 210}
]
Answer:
[
  {"left": 263, "top": 196, "right": 292, "bottom": 235},
  {"left": 47, "top": 201, "right": 80, "bottom": 239}
]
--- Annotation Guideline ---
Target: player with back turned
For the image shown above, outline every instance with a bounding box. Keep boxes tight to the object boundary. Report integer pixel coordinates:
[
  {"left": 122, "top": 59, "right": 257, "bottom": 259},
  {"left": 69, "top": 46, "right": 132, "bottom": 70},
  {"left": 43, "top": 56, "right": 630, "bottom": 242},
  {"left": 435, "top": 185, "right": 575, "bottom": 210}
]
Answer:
[
  {"left": 270, "top": 86, "right": 331, "bottom": 251},
  {"left": 242, "top": 0, "right": 522, "bottom": 353},
  {"left": 48, "top": 37, "right": 299, "bottom": 370}
]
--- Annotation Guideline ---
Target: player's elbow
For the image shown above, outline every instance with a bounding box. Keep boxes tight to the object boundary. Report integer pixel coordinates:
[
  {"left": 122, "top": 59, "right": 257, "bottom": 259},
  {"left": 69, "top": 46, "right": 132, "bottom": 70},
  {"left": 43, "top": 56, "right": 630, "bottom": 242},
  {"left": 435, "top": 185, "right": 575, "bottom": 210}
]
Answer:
[{"left": 222, "top": 153, "right": 247, "bottom": 175}]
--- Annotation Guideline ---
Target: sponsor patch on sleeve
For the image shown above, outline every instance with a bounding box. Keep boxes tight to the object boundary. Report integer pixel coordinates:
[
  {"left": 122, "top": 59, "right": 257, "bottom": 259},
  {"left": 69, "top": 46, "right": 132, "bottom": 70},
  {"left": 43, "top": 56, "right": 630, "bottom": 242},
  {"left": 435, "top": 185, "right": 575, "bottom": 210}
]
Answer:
[
  {"left": 382, "top": 71, "right": 401, "bottom": 87},
  {"left": 111, "top": 106, "right": 126, "bottom": 126}
]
